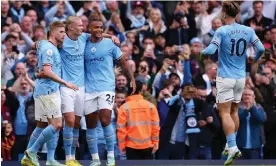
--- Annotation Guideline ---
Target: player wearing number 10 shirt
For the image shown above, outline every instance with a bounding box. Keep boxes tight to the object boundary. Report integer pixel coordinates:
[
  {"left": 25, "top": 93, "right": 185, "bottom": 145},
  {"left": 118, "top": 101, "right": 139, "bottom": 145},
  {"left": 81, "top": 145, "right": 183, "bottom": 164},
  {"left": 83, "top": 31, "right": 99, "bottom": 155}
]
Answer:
[{"left": 202, "top": 1, "right": 264, "bottom": 165}]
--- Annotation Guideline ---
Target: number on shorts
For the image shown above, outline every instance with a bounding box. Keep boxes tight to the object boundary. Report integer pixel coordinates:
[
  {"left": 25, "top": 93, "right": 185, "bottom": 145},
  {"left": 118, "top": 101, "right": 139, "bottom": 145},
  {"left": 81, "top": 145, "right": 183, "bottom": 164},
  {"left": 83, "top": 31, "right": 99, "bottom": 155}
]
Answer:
[{"left": 106, "top": 94, "right": 114, "bottom": 103}]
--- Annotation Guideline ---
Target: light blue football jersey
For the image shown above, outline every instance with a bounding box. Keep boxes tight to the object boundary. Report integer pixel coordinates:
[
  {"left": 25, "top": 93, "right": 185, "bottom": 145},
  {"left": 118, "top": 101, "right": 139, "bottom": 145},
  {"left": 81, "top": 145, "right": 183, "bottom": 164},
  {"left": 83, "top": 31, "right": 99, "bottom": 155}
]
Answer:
[
  {"left": 34, "top": 40, "right": 62, "bottom": 98},
  {"left": 84, "top": 38, "right": 123, "bottom": 93},
  {"left": 59, "top": 33, "right": 90, "bottom": 87},
  {"left": 202, "top": 22, "right": 264, "bottom": 79}
]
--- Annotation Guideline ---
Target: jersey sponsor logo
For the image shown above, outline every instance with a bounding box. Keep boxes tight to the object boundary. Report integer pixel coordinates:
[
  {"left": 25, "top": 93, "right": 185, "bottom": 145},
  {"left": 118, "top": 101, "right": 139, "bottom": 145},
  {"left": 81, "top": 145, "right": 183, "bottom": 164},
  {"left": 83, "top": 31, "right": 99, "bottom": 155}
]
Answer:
[
  {"left": 66, "top": 53, "right": 84, "bottom": 62},
  {"left": 85, "top": 57, "right": 104, "bottom": 64},
  {"left": 47, "top": 49, "right": 53, "bottom": 56}
]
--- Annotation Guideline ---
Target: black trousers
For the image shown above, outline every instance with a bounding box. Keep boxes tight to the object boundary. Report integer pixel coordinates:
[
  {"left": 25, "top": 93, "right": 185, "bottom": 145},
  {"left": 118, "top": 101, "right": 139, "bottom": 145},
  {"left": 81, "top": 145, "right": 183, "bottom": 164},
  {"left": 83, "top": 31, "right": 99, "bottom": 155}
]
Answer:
[{"left": 126, "top": 147, "right": 153, "bottom": 160}]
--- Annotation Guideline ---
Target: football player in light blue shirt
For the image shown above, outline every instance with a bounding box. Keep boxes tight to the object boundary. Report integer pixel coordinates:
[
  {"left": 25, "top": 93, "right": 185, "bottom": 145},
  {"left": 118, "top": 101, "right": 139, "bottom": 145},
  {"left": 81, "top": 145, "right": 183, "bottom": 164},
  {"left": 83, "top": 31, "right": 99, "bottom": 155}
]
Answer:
[
  {"left": 201, "top": 2, "right": 265, "bottom": 165},
  {"left": 59, "top": 16, "right": 89, "bottom": 165},
  {"left": 84, "top": 19, "right": 135, "bottom": 166},
  {"left": 60, "top": 16, "right": 121, "bottom": 165},
  {"left": 22, "top": 21, "right": 78, "bottom": 166}
]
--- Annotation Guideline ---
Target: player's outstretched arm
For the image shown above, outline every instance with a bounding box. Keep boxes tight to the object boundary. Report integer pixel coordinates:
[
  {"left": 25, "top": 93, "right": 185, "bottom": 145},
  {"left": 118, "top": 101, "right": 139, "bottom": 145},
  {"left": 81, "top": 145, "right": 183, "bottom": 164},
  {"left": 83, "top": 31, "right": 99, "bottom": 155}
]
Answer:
[
  {"left": 201, "top": 43, "right": 218, "bottom": 55},
  {"left": 202, "top": 27, "right": 222, "bottom": 56},
  {"left": 31, "top": 41, "right": 39, "bottom": 50},
  {"left": 40, "top": 65, "right": 79, "bottom": 91},
  {"left": 102, "top": 33, "right": 120, "bottom": 46},
  {"left": 118, "top": 55, "right": 136, "bottom": 94}
]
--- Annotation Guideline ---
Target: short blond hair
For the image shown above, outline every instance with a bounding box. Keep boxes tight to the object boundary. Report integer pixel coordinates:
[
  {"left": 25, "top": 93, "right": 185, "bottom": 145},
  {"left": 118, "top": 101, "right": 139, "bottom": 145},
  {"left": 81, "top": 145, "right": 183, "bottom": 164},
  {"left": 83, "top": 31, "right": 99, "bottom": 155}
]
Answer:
[
  {"left": 48, "top": 21, "right": 65, "bottom": 38},
  {"left": 64, "top": 16, "right": 80, "bottom": 32}
]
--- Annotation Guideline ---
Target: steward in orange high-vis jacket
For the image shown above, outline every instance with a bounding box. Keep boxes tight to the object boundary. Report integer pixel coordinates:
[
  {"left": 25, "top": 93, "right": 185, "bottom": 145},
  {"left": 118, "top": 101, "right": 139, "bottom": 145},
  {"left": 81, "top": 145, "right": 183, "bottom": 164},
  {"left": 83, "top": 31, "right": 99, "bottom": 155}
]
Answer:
[{"left": 117, "top": 80, "right": 160, "bottom": 160}]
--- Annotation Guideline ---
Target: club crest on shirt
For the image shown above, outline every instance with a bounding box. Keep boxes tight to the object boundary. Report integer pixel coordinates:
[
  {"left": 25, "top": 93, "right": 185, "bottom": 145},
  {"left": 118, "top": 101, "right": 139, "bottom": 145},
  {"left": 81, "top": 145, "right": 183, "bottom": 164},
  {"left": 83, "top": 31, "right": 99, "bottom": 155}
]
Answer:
[
  {"left": 91, "top": 47, "right": 96, "bottom": 54},
  {"left": 47, "top": 49, "right": 53, "bottom": 56},
  {"left": 75, "top": 44, "right": 79, "bottom": 51}
]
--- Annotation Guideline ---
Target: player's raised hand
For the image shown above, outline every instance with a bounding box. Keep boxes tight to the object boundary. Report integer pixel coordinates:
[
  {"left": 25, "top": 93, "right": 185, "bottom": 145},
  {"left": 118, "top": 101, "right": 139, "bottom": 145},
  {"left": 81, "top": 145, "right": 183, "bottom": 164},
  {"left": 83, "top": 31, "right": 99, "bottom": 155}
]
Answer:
[
  {"left": 65, "top": 82, "right": 79, "bottom": 91},
  {"left": 114, "top": 65, "right": 122, "bottom": 75},
  {"left": 111, "top": 36, "right": 120, "bottom": 46}
]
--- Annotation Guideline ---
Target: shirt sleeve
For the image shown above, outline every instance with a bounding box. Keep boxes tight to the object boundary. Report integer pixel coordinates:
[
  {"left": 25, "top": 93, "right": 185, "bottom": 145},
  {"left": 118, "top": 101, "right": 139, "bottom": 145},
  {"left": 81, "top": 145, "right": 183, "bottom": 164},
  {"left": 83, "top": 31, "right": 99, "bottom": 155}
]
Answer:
[
  {"left": 201, "top": 28, "right": 222, "bottom": 55},
  {"left": 210, "top": 27, "right": 223, "bottom": 47},
  {"left": 249, "top": 28, "right": 260, "bottom": 45},
  {"left": 83, "top": 33, "right": 91, "bottom": 41},
  {"left": 112, "top": 45, "right": 123, "bottom": 60},
  {"left": 41, "top": 48, "right": 54, "bottom": 65},
  {"left": 249, "top": 28, "right": 265, "bottom": 61}
]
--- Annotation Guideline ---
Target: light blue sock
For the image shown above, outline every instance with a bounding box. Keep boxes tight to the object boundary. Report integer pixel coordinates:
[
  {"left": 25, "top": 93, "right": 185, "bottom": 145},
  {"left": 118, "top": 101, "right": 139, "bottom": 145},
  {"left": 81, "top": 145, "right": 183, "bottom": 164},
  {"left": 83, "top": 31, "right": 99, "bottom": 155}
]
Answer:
[
  {"left": 46, "top": 131, "right": 59, "bottom": 161},
  {"left": 27, "top": 127, "right": 44, "bottom": 149},
  {"left": 29, "top": 125, "right": 58, "bottom": 153},
  {"left": 226, "top": 133, "right": 236, "bottom": 148},
  {"left": 86, "top": 128, "right": 98, "bottom": 155},
  {"left": 63, "top": 125, "right": 73, "bottom": 156},
  {"left": 103, "top": 124, "right": 114, "bottom": 152},
  {"left": 235, "top": 132, "right": 237, "bottom": 137},
  {"left": 71, "top": 128, "right": 79, "bottom": 156}
]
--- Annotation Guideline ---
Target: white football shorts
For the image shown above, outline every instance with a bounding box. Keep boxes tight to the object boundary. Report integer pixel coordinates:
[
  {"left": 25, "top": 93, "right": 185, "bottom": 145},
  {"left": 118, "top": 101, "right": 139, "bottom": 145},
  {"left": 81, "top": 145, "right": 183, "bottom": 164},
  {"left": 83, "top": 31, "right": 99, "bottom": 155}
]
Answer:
[
  {"left": 84, "top": 91, "right": 115, "bottom": 115},
  {"left": 60, "top": 86, "right": 85, "bottom": 117},
  {"left": 34, "top": 91, "right": 62, "bottom": 122},
  {"left": 216, "top": 76, "right": 245, "bottom": 103}
]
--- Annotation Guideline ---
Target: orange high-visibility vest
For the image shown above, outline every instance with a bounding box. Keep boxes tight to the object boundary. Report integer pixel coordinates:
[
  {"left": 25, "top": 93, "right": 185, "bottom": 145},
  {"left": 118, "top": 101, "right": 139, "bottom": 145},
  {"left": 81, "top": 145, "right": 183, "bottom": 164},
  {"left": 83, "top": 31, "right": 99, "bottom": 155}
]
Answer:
[{"left": 117, "top": 94, "right": 160, "bottom": 151}]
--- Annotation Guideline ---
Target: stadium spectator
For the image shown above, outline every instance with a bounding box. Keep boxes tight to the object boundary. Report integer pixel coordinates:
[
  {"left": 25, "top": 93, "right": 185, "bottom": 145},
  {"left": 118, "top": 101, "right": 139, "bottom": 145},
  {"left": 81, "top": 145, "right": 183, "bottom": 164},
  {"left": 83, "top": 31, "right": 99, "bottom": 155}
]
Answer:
[
  {"left": 76, "top": 1, "right": 93, "bottom": 18},
  {"left": 32, "top": 25, "right": 46, "bottom": 41},
  {"left": 1, "top": 122, "right": 15, "bottom": 161},
  {"left": 120, "top": 43, "right": 132, "bottom": 61},
  {"left": 128, "top": 59, "right": 136, "bottom": 74},
  {"left": 105, "top": 12, "right": 126, "bottom": 43},
  {"left": 192, "top": 1, "right": 220, "bottom": 37},
  {"left": 116, "top": 74, "right": 128, "bottom": 92},
  {"left": 1, "top": 0, "right": 18, "bottom": 27},
  {"left": 34, "top": 0, "right": 53, "bottom": 23},
  {"left": 11, "top": 50, "right": 37, "bottom": 80},
  {"left": 80, "top": 15, "right": 89, "bottom": 33},
  {"left": 237, "top": 88, "right": 266, "bottom": 159},
  {"left": 244, "top": 1, "right": 273, "bottom": 41},
  {"left": 44, "top": 0, "right": 75, "bottom": 26},
  {"left": 6, "top": 62, "right": 26, "bottom": 88},
  {"left": 9, "top": 74, "right": 33, "bottom": 161},
  {"left": 263, "top": 28, "right": 272, "bottom": 49},
  {"left": 26, "top": 10, "right": 39, "bottom": 27},
  {"left": 1, "top": 84, "right": 19, "bottom": 122},
  {"left": 142, "top": 7, "right": 167, "bottom": 37},
  {"left": 102, "top": 1, "right": 120, "bottom": 21},
  {"left": 10, "top": 1, "right": 25, "bottom": 23},
  {"left": 1, "top": 35, "right": 24, "bottom": 84},
  {"left": 202, "top": 17, "right": 223, "bottom": 46}
]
